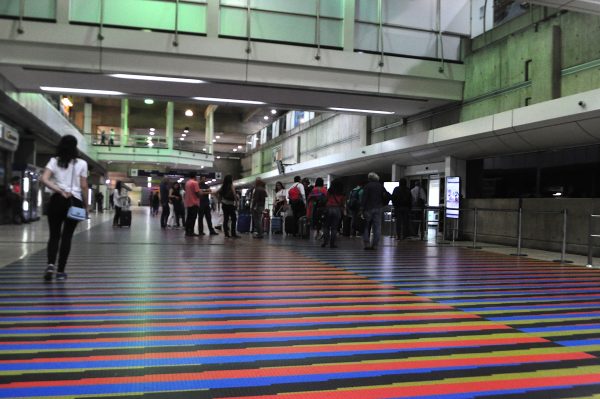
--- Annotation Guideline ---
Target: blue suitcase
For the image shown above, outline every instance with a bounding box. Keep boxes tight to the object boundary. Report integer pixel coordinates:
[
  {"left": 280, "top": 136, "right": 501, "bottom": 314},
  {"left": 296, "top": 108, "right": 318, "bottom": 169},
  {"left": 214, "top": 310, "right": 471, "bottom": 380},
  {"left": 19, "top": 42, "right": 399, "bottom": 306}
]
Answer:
[
  {"left": 271, "top": 216, "right": 283, "bottom": 234},
  {"left": 237, "top": 212, "right": 252, "bottom": 233}
]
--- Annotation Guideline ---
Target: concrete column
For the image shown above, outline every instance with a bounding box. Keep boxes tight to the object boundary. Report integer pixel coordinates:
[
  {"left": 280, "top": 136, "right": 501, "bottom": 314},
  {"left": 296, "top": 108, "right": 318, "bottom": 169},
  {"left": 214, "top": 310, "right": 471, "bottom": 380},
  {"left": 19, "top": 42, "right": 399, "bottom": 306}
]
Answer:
[
  {"left": 360, "top": 116, "right": 369, "bottom": 147},
  {"left": 83, "top": 102, "right": 92, "bottom": 136},
  {"left": 56, "top": 0, "right": 70, "bottom": 24},
  {"left": 120, "top": 99, "right": 128, "bottom": 148},
  {"left": 531, "top": 24, "right": 561, "bottom": 103},
  {"left": 15, "top": 139, "right": 36, "bottom": 167},
  {"left": 205, "top": 105, "right": 217, "bottom": 155},
  {"left": 343, "top": 0, "right": 355, "bottom": 52},
  {"left": 206, "top": 0, "right": 220, "bottom": 38},
  {"left": 444, "top": 156, "right": 466, "bottom": 197},
  {"left": 166, "top": 101, "right": 174, "bottom": 151},
  {"left": 391, "top": 163, "right": 405, "bottom": 182}
]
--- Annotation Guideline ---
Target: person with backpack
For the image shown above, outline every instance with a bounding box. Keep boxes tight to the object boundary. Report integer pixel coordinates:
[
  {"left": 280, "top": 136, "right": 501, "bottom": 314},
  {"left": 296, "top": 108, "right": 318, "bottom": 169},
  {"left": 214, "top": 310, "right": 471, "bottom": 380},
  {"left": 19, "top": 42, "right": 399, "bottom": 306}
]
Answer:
[
  {"left": 346, "top": 183, "right": 364, "bottom": 236},
  {"left": 307, "top": 177, "right": 328, "bottom": 239},
  {"left": 391, "top": 178, "right": 412, "bottom": 240},
  {"left": 287, "top": 175, "right": 306, "bottom": 220},
  {"left": 321, "top": 178, "right": 345, "bottom": 248}
]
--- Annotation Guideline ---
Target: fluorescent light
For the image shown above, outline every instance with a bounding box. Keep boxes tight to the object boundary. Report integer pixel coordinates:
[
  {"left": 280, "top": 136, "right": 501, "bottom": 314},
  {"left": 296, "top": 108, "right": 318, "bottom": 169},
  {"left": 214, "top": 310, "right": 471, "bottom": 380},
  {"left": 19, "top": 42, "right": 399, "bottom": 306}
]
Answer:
[
  {"left": 328, "top": 107, "right": 394, "bottom": 115},
  {"left": 61, "top": 97, "right": 73, "bottom": 107},
  {"left": 212, "top": 139, "right": 216, "bottom": 143},
  {"left": 185, "top": 109, "right": 194, "bottom": 117},
  {"left": 192, "top": 96, "right": 266, "bottom": 105},
  {"left": 144, "top": 98, "right": 154, "bottom": 105},
  {"left": 110, "top": 73, "right": 205, "bottom": 84},
  {"left": 41, "top": 86, "right": 124, "bottom": 95},
  {"left": 147, "top": 183, "right": 152, "bottom": 188}
]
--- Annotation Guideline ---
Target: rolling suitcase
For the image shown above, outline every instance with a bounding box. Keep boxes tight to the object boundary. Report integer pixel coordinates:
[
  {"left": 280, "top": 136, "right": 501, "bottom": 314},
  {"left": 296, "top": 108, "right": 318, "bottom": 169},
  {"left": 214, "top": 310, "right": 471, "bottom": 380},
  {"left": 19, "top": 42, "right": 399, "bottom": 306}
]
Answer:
[
  {"left": 237, "top": 212, "right": 252, "bottom": 233},
  {"left": 298, "top": 216, "right": 310, "bottom": 239},
  {"left": 285, "top": 215, "right": 297, "bottom": 235},
  {"left": 119, "top": 210, "right": 132, "bottom": 227},
  {"left": 271, "top": 216, "right": 283, "bottom": 234}
]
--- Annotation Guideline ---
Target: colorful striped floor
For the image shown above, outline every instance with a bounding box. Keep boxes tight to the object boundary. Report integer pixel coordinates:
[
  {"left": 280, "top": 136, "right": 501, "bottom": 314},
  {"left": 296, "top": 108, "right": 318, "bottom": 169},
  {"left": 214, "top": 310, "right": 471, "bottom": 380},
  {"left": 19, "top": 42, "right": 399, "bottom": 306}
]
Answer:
[{"left": 2, "top": 216, "right": 600, "bottom": 398}]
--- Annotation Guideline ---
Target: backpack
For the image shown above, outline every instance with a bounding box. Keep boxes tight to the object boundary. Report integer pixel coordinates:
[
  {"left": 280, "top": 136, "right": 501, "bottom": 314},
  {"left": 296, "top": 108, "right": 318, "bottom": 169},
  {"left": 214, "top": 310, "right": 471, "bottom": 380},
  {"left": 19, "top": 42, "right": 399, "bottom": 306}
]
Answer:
[
  {"left": 288, "top": 184, "right": 301, "bottom": 202},
  {"left": 346, "top": 187, "right": 362, "bottom": 211}
]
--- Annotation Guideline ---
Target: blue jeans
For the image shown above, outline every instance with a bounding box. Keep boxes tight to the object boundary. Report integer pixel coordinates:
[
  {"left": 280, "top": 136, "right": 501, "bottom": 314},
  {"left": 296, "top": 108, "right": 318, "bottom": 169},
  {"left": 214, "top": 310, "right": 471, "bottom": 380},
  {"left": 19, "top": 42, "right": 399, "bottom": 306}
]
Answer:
[{"left": 362, "top": 207, "right": 382, "bottom": 248}]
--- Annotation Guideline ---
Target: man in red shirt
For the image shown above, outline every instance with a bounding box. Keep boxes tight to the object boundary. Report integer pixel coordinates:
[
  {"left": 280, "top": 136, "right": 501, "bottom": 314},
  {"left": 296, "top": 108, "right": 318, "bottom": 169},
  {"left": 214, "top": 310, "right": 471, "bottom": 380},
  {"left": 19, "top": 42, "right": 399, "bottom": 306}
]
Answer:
[{"left": 184, "top": 173, "right": 201, "bottom": 236}]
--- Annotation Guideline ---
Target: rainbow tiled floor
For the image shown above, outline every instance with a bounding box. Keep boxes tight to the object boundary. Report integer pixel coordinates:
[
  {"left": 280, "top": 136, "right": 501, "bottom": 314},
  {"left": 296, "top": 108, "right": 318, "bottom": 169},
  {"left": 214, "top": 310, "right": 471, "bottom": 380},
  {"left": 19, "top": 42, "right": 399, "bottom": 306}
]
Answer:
[{"left": 2, "top": 214, "right": 600, "bottom": 398}]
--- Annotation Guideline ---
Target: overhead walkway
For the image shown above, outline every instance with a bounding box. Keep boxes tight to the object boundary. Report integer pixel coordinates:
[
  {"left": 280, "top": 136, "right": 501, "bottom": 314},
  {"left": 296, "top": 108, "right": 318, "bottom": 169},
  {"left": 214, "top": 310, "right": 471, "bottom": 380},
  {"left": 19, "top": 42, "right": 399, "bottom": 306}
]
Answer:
[{"left": 2, "top": 209, "right": 600, "bottom": 398}]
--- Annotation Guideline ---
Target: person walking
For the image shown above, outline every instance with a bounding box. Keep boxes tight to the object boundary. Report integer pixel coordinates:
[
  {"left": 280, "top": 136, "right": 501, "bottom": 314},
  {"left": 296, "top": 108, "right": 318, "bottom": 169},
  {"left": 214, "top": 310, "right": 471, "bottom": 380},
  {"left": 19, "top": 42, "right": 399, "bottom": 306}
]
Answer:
[
  {"left": 251, "top": 178, "right": 268, "bottom": 238},
  {"left": 40, "top": 135, "right": 88, "bottom": 281},
  {"left": 411, "top": 180, "right": 427, "bottom": 237},
  {"left": 169, "top": 182, "right": 185, "bottom": 229},
  {"left": 217, "top": 175, "right": 240, "bottom": 238},
  {"left": 112, "top": 181, "right": 129, "bottom": 226},
  {"left": 391, "top": 178, "right": 412, "bottom": 240},
  {"left": 159, "top": 177, "right": 171, "bottom": 229},
  {"left": 184, "top": 173, "right": 201, "bottom": 237},
  {"left": 321, "top": 178, "right": 345, "bottom": 249},
  {"left": 361, "top": 172, "right": 390, "bottom": 250},
  {"left": 197, "top": 175, "right": 218, "bottom": 236},
  {"left": 307, "top": 177, "right": 327, "bottom": 239},
  {"left": 287, "top": 176, "right": 306, "bottom": 221}
]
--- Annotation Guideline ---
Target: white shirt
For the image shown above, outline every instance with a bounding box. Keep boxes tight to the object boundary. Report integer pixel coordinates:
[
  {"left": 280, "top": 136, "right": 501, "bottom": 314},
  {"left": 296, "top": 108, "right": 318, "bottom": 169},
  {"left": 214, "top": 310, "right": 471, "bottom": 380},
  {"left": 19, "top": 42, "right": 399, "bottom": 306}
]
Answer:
[
  {"left": 45, "top": 157, "right": 88, "bottom": 201},
  {"left": 411, "top": 186, "right": 427, "bottom": 205},
  {"left": 275, "top": 188, "right": 287, "bottom": 202}
]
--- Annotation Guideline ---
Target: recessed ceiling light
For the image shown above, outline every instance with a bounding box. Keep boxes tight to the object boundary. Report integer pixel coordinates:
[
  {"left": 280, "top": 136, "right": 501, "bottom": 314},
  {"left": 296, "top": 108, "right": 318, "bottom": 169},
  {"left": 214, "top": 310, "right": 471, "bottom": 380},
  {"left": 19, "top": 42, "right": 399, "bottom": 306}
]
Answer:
[
  {"left": 212, "top": 139, "right": 216, "bottom": 143},
  {"left": 237, "top": 145, "right": 242, "bottom": 149},
  {"left": 271, "top": 109, "right": 277, "bottom": 115},
  {"left": 233, "top": 148, "right": 237, "bottom": 152},
  {"left": 192, "top": 96, "right": 266, "bottom": 105},
  {"left": 328, "top": 107, "right": 395, "bottom": 115},
  {"left": 185, "top": 109, "right": 194, "bottom": 117},
  {"left": 182, "top": 133, "right": 187, "bottom": 137},
  {"left": 263, "top": 115, "right": 269, "bottom": 120},
  {"left": 40, "top": 86, "right": 124, "bottom": 95},
  {"left": 216, "top": 156, "right": 221, "bottom": 159},
  {"left": 144, "top": 99, "right": 154, "bottom": 105},
  {"left": 149, "top": 131, "right": 155, "bottom": 136},
  {"left": 184, "top": 128, "right": 189, "bottom": 133},
  {"left": 215, "top": 135, "right": 221, "bottom": 139},
  {"left": 180, "top": 137, "right": 185, "bottom": 141},
  {"left": 110, "top": 73, "right": 205, "bottom": 84},
  {"left": 202, "top": 148, "right": 206, "bottom": 151}
]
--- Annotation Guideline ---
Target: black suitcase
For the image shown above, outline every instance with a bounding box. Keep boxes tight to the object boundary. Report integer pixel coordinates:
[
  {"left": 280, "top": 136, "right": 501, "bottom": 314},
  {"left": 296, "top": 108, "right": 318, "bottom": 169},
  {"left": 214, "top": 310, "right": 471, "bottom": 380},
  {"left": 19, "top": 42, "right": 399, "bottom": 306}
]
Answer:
[
  {"left": 285, "top": 215, "right": 297, "bottom": 235},
  {"left": 298, "top": 216, "right": 310, "bottom": 239},
  {"left": 120, "top": 210, "right": 132, "bottom": 227}
]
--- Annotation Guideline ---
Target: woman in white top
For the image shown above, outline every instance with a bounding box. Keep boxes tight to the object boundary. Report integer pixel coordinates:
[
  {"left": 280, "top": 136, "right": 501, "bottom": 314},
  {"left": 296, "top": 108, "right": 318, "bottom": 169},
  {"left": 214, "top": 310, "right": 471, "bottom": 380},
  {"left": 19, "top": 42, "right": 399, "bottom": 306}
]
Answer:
[
  {"left": 273, "top": 181, "right": 287, "bottom": 217},
  {"left": 40, "top": 135, "right": 88, "bottom": 281}
]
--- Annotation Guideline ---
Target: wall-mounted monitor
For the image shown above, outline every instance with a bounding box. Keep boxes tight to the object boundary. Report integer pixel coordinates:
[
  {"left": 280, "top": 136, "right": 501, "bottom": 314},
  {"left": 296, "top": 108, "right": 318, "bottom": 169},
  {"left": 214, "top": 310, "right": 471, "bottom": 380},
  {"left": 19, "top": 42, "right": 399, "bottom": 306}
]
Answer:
[
  {"left": 275, "top": 160, "right": 285, "bottom": 175},
  {"left": 383, "top": 182, "right": 399, "bottom": 206}
]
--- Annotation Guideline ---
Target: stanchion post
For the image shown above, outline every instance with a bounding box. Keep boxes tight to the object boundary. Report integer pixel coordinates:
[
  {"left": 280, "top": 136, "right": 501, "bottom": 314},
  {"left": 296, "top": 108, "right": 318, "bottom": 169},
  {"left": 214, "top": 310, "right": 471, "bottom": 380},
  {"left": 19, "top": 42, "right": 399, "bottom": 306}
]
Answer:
[
  {"left": 472, "top": 207, "right": 481, "bottom": 249},
  {"left": 554, "top": 209, "right": 573, "bottom": 264},
  {"left": 511, "top": 208, "right": 527, "bottom": 257},
  {"left": 587, "top": 214, "right": 594, "bottom": 268}
]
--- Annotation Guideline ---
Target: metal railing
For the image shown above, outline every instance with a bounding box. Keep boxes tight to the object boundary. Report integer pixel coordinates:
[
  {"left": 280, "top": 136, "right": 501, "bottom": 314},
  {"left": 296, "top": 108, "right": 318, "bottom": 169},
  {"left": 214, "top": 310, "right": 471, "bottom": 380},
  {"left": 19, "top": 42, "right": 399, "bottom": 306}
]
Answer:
[
  {"left": 392, "top": 205, "right": 575, "bottom": 264},
  {"left": 86, "top": 133, "right": 210, "bottom": 154},
  {"left": 587, "top": 214, "right": 600, "bottom": 268}
]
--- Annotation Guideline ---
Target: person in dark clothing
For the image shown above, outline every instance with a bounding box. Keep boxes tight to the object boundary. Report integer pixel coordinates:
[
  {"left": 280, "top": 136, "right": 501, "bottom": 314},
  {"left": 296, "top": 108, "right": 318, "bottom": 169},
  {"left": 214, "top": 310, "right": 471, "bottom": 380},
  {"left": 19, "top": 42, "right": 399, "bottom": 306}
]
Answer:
[
  {"left": 169, "top": 182, "right": 185, "bottom": 228},
  {"left": 360, "top": 172, "right": 390, "bottom": 250},
  {"left": 159, "top": 177, "right": 170, "bottom": 228},
  {"left": 321, "top": 178, "right": 345, "bottom": 249},
  {"left": 198, "top": 175, "right": 218, "bottom": 235},
  {"left": 251, "top": 178, "right": 268, "bottom": 238},
  {"left": 391, "top": 178, "right": 412, "bottom": 240},
  {"left": 95, "top": 191, "right": 104, "bottom": 213},
  {"left": 151, "top": 192, "right": 160, "bottom": 216},
  {"left": 217, "top": 175, "right": 240, "bottom": 238},
  {"left": 288, "top": 175, "right": 306, "bottom": 221}
]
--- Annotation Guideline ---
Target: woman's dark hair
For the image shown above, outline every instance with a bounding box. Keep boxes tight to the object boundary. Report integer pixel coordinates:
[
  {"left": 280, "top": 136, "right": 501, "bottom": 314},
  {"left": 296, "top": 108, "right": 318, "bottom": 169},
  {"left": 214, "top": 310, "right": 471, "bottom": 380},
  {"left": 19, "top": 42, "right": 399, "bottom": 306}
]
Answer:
[
  {"left": 172, "top": 182, "right": 181, "bottom": 190},
  {"left": 315, "top": 177, "right": 324, "bottom": 187},
  {"left": 218, "top": 175, "right": 233, "bottom": 196},
  {"left": 56, "top": 135, "right": 79, "bottom": 168},
  {"left": 275, "top": 181, "right": 284, "bottom": 190},
  {"left": 328, "top": 178, "right": 344, "bottom": 196},
  {"left": 115, "top": 180, "right": 122, "bottom": 192}
]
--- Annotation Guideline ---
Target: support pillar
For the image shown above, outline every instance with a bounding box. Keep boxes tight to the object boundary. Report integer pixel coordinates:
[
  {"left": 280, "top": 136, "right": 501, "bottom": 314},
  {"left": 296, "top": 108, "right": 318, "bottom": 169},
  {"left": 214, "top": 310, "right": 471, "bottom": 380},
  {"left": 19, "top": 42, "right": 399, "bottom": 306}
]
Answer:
[
  {"left": 83, "top": 102, "right": 92, "bottom": 139},
  {"left": 166, "top": 101, "right": 174, "bottom": 151},
  {"left": 120, "top": 99, "right": 129, "bottom": 148},
  {"left": 391, "top": 163, "right": 405, "bottom": 182},
  {"left": 56, "top": 0, "right": 70, "bottom": 24},
  {"left": 206, "top": 0, "right": 220, "bottom": 38},
  {"left": 343, "top": 0, "right": 355, "bottom": 52},
  {"left": 205, "top": 105, "right": 217, "bottom": 155}
]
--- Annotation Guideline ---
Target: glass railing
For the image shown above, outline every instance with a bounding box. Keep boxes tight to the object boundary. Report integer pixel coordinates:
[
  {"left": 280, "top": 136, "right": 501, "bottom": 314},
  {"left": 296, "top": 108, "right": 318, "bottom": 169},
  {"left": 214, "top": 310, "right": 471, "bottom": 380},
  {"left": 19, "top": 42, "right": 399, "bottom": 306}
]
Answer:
[{"left": 86, "top": 133, "right": 211, "bottom": 154}]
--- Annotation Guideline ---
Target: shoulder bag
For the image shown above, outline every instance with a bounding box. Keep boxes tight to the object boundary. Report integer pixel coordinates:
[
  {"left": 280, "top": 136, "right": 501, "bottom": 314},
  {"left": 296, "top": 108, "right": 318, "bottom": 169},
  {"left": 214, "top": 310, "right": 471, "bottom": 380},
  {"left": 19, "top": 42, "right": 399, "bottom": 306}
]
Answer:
[{"left": 66, "top": 160, "right": 87, "bottom": 221}]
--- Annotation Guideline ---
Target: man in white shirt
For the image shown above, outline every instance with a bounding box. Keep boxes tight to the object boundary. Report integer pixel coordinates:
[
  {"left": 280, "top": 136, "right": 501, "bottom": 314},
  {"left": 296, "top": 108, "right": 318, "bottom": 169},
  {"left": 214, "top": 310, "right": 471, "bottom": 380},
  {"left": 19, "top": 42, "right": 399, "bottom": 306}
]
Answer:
[{"left": 287, "top": 175, "right": 306, "bottom": 220}]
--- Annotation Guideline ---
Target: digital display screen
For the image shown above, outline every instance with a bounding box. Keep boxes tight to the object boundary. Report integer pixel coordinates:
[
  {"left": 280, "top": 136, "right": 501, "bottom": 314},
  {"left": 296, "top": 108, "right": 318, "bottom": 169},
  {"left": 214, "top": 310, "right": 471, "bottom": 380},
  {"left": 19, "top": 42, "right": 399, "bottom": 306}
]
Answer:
[{"left": 446, "top": 176, "right": 460, "bottom": 219}]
